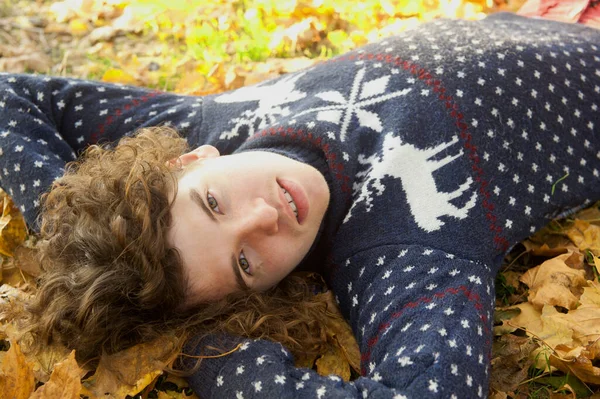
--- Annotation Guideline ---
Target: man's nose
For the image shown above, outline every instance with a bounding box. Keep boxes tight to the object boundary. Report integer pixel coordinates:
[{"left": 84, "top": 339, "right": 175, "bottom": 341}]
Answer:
[{"left": 238, "top": 197, "right": 279, "bottom": 237}]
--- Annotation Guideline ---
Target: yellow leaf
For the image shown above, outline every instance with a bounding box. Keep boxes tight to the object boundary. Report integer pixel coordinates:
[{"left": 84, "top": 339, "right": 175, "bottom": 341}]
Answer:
[
  {"left": 30, "top": 351, "right": 82, "bottom": 399},
  {"left": 507, "top": 302, "right": 573, "bottom": 350},
  {"left": 157, "top": 389, "right": 199, "bottom": 399},
  {"left": 566, "top": 219, "right": 600, "bottom": 256},
  {"left": 520, "top": 252, "right": 587, "bottom": 311},
  {"left": 102, "top": 68, "right": 138, "bottom": 85},
  {"left": 0, "top": 190, "right": 27, "bottom": 257},
  {"left": 69, "top": 18, "right": 89, "bottom": 36},
  {"left": 594, "top": 256, "right": 600, "bottom": 277},
  {"left": 315, "top": 345, "right": 350, "bottom": 381},
  {"left": 82, "top": 335, "right": 178, "bottom": 398},
  {"left": 555, "top": 281, "right": 600, "bottom": 347},
  {"left": 0, "top": 341, "right": 35, "bottom": 399},
  {"left": 317, "top": 291, "right": 361, "bottom": 376}
]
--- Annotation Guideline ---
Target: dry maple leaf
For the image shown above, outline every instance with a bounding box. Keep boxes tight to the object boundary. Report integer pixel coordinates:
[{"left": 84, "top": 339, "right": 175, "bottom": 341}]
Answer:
[
  {"left": 565, "top": 220, "right": 600, "bottom": 256},
  {"left": 315, "top": 345, "right": 351, "bottom": 381},
  {"left": 0, "top": 340, "right": 35, "bottom": 399},
  {"left": 29, "top": 350, "right": 83, "bottom": 399},
  {"left": 520, "top": 251, "right": 587, "bottom": 311},
  {"left": 81, "top": 335, "right": 179, "bottom": 398},
  {"left": 553, "top": 281, "right": 600, "bottom": 347},
  {"left": 551, "top": 342, "right": 600, "bottom": 385},
  {"left": 490, "top": 334, "right": 538, "bottom": 393},
  {"left": 507, "top": 302, "right": 574, "bottom": 350},
  {"left": 0, "top": 189, "right": 27, "bottom": 258}
]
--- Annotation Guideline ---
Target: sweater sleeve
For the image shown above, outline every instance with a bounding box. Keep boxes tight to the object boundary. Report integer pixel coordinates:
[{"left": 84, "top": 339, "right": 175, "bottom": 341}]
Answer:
[
  {"left": 0, "top": 73, "right": 204, "bottom": 228},
  {"left": 186, "top": 245, "right": 494, "bottom": 398}
]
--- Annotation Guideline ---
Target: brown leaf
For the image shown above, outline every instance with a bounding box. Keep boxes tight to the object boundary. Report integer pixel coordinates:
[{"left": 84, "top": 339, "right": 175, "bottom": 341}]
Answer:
[
  {"left": 550, "top": 344, "right": 600, "bottom": 385},
  {"left": 81, "top": 335, "right": 178, "bottom": 398},
  {"left": 294, "top": 352, "right": 318, "bottom": 369},
  {"left": 0, "top": 191, "right": 27, "bottom": 257},
  {"left": 520, "top": 252, "right": 587, "bottom": 311},
  {"left": 0, "top": 341, "right": 35, "bottom": 399},
  {"left": 13, "top": 245, "right": 41, "bottom": 278},
  {"left": 565, "top": 220, "right": 600, "bottom": 256},
  {"left": 490, "top": 334, "right": 538, "bottom": 393},
  {"left": 30, "top": 350, "right": 83, "bottom": 399},
  {"left": 571, "top": 206, "right": 600, "bottom": 222},
  {"left": 318, "top": 291, "right": 361, "bottom": 375},
  {"left": 524, "top": 242, "right": 570, "bottom": 257},
  {"left": 315, "top": 345, "right": 350, "bottom": 381},
  {"left": 525, "top": 223, "right": 579, "bottom": 255}
]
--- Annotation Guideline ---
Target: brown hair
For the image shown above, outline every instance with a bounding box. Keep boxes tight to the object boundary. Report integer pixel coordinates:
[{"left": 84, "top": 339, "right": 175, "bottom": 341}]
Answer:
[{"left": 23, "top": 126, "right": 335, "bottom": 368}]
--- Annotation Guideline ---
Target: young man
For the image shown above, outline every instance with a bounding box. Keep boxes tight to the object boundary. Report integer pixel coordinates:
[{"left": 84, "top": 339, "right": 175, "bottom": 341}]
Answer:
[{"left": 2, "top": 12, "right": 599, "bottom": 398}]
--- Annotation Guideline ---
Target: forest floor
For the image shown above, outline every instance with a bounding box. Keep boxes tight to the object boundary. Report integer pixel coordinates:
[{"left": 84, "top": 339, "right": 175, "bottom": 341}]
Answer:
[{"left": 2, "top": 1, "right": 600, "bottom": 398}]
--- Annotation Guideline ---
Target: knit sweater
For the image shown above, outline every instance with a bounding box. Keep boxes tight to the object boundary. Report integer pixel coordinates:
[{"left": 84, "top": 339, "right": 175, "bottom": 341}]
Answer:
[{"left": 1, "top": 13, "right": 599, "bottom": 398}]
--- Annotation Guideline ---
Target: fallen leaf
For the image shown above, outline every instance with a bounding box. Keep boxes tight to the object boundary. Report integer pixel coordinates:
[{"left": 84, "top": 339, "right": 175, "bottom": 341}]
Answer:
[
  {"left": 550, "top": 343, "right": 600, "bottom": 385},
  {"left": 555, "top": 281, "right": 600, "bottom": 347},
  {"left": 565, "top": 220, "right": 600, "bottom": 256},
  {"left": 0, "top": 190, "right": 28, "bottom": 257},
  {"left": 294, "top": 352, "right": 318, "bottom": 369},
  {"left": 157, "top": 390, "right": 198, "bottom": 399},
  {"left": 102, "top": 68, "right": 138, "bottom": 85},
  {"left": 0, "top": 341, "right": 35, "bottom": 399},
  {"left": 318, "top": 290, "right": 361, "bottom": 376},
  {"left": 315, "top": 345, "right": 350, "bottom": 381},
  {"left": 507, "top": 302, "right": 573, "bottom": 349},
  {"left": 81, "top": 335, "right": 178, "bottom": 398},
  {"left": 490, "top": 334, "right": 537, "bottom": 392},
  {"left": 29, "top": 350, "right": 82, "bottom": 399},
  {"left": 570, "top": 205, "right": 600, "bottom": 222},
  {"left": 520, "top": 252, "right": 587, "bottom": 310},
  {"left": 12, "top": 245, "right": 42, "bottom": 277}
]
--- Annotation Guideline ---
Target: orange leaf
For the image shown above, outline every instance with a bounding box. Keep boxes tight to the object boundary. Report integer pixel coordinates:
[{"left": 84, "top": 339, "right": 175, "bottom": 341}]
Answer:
[
  {"left": 0, "top": 341, "right": 35, "bottom": 399},
  {"left": 565, "top": 220, "right": 600, "bottom": 256},
  {"left": 30, "top": 351, "right": 82, "bottom": 399},
  {"left": 315, "top": 345, "right": 350, "bottom": 381},
  {"left": 81, "top": 335, "right": 178, "bottom": 398},
  {"left": 0, "top": 190, "right": 27, "bottom": 257}
]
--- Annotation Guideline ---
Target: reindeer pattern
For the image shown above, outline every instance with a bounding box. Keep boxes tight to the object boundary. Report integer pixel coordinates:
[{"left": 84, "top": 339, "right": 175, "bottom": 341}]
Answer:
[{"left": 344, "top": 133, "right": 477, "bottom": 232}]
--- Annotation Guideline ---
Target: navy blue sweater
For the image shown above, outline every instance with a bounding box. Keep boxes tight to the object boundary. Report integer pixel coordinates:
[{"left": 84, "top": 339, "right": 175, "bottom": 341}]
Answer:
[{"left": 1, "top": 13, "right": 599, "bottom": 398}]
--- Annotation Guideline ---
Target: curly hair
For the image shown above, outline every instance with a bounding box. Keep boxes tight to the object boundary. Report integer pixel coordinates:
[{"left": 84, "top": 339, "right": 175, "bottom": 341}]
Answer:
[{"left": 22, "top": 126, "right": 337, "bottom": 368}]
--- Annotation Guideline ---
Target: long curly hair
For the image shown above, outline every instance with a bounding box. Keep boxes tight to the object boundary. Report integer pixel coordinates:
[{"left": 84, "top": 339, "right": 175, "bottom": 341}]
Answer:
[{"left": 23, "top": 126, "right": 337, "bottom": 368}]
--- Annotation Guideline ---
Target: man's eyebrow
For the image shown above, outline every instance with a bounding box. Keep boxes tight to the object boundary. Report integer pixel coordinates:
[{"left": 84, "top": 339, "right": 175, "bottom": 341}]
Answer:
[
  {"left": 231, "top": 253, "right": 249, "bottom": 291},
  {"left": 189, "top": 188, "right": 216, "bottom": 222}
]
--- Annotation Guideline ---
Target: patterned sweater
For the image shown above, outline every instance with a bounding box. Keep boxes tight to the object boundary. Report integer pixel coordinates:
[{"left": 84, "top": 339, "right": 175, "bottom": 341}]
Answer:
[{"left": 1, "top": 13, "right": 599, "bottom": 398}]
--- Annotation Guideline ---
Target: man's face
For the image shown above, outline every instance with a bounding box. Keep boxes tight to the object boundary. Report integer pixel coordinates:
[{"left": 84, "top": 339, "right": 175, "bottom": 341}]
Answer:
[{"left": 167, "top": 146, "right": 330, "bottom": 304}]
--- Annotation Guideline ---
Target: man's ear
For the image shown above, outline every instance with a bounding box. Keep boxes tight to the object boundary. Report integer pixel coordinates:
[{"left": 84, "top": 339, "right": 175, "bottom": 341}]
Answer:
[{"left": 170, "top": 145, "right": 220, "bottom": 167}]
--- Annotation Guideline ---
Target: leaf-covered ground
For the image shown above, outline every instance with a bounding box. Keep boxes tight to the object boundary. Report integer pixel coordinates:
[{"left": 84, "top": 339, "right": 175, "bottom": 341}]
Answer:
[{"left": 3, "top": 1, "right": 600, "bottom": 398}]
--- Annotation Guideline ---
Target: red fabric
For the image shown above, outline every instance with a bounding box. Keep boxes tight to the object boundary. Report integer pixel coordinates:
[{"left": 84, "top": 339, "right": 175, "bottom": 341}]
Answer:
[
  {"left": 580, "top": 1, "right": 600, "bottom": 28},
  {"left": 517, "top": 0, "right": 600, "bottom": 28}
]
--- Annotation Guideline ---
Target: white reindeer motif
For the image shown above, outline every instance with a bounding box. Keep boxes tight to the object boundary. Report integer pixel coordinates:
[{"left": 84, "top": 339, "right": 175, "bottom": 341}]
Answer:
[{"left": 344, "top": 133, "right": 477, "bottom": 232}]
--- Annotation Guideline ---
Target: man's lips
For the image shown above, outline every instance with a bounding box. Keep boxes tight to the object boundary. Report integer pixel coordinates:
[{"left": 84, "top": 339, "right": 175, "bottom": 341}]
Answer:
[{"left": 277, "top": 178, "right": 309, "bottom": 225}]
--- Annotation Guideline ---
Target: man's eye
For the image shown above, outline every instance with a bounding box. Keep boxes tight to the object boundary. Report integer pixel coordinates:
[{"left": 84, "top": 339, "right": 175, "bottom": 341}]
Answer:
[
  {"left": 239, "top": 251, "right": 252, "bottom": 275},
  {"left": 207, "top": 193, "right": 220, "bottom": 213}
]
